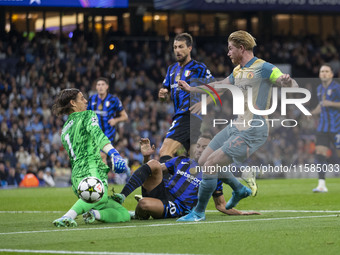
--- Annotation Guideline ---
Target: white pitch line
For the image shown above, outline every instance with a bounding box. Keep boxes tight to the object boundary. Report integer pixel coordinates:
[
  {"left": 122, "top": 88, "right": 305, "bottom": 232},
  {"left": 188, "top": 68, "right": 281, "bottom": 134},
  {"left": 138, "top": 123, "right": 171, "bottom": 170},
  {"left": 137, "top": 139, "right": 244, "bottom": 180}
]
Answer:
[
  {"left": 2, "top": 210, "right": 340, "bottom": 214},
  {"left": 254, "top": 210, "right": 340, "bottom": 213},
  {"left": 0, "top": 211, "right": 64, "bottom": 214},
  {"left": 0, "top": 249, "right": 196, "bottom": 255},
  {"left": 205, "top": 210, "right": 340, "bottom": 213},
  {"left": 0, "top": 214, "right": 338, "bottom": 236}
]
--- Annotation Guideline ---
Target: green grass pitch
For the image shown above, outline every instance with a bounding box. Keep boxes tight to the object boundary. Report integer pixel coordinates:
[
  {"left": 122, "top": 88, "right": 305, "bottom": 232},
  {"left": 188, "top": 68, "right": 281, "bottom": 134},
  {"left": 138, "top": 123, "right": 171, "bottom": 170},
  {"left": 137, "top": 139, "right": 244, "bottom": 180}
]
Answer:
[{"left": 0, "top": 178, "right": 339, "bottom": 255}]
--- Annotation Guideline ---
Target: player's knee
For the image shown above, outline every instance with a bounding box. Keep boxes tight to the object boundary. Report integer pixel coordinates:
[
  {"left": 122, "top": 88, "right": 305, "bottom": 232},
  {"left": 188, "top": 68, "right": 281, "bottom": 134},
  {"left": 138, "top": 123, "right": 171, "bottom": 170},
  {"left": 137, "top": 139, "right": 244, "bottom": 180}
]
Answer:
[
  {"left": 201, "top": 158, "right": 218, "bottom": 175},
  {"left": 203, "top": 158, "right": 214, "bottom": 168},
  {"left": 198, "top": 157, "right": 205, "bottom": 166},
  {"left": 198, "top": 153, "right": 211, "bottom": 166},
  {"left": 135, "top": 201, "right": 151, "bottom": 220},
  {"left": 137, "top": 199, "right": 152, "bottom": 211},
  {"left": 147, "top": 159, "right": 161, "bottom": 174}
]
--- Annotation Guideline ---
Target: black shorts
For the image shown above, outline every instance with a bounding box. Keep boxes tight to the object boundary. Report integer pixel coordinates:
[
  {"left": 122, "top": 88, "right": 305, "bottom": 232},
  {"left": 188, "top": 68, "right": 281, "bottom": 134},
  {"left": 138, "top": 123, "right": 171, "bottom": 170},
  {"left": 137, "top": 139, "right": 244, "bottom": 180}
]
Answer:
[
  {"left": 141, "top": 181, "right": 188, "bottom": 218},
  {"left": 165, "top": 114, "right": 202, "bottom": 152},
  {"left": 316, "top": 132, "right": 340, "bottom": 149}
]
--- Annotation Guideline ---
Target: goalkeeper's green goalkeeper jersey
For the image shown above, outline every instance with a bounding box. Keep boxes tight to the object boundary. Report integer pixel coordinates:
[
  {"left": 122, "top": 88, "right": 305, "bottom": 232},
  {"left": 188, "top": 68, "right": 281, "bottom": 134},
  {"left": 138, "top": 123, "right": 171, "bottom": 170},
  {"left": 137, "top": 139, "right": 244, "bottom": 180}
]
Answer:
[{"left": 61, "top": 110, "right": 111, "bottom": 181}]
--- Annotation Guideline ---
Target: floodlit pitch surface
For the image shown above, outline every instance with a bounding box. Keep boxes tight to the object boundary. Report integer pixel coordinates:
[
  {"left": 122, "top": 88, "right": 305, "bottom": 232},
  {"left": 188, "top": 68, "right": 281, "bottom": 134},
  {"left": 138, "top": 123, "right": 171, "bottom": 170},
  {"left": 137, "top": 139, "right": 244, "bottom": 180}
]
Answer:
[{"left": 1, "top": 178, "right": 339, "bottom": 255}]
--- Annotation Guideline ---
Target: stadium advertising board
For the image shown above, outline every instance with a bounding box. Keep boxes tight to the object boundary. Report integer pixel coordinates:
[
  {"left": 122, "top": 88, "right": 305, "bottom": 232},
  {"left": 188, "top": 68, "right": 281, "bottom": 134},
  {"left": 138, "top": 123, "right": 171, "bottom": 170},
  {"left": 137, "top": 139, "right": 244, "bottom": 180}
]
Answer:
[
  {"left": 154, "top": 0, "right": 340, "bottom": 11},
  {"left": 0, "top": 0, "right": 128, "bottom": 8}
]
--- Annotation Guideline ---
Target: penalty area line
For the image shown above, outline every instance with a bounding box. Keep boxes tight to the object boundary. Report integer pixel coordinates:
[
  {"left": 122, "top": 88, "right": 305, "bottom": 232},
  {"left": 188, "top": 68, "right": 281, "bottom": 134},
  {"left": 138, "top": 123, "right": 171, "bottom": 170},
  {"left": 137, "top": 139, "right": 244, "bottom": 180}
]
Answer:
[
  {"left": 0, "top": 249, "right": 197, "bottom": 255},
  {"left": 0, "top": 214, "right": 338, "bottom": 236}
]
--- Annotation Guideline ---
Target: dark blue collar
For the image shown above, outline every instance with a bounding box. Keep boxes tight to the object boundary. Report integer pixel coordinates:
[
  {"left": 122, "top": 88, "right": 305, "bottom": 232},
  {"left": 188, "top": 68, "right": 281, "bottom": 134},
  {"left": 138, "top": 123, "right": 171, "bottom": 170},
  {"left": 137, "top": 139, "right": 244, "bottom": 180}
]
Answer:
[{"left": 242, "top": 57, "right": 258, "bottom": 68}]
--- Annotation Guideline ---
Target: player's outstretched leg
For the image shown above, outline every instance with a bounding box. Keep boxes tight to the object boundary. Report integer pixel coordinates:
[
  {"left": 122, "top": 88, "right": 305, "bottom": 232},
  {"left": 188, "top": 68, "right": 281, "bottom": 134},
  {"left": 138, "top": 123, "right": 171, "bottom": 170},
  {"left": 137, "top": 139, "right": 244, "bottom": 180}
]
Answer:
[
  {"left": 112, "top": 164, "right": 152, "bottom": 203},
  {"left": 111, "top": 187, "right": 126, "bottom": 204},
  {"left": 177, "top": 175, "right": 218, "bottom": 222},
  {"left": 225, "top": 186, "right": 252, "bottom": 209},
  {"left": 82, "top": 209, "right": 96, "bottom": 224},
  {"left": 53, "top": 216, "right": 77, "bottom": 227},
  {"left": 176, "top": 210, "right": 205, "bottom": 222},
  {"left": 83, "top": 198, "right": 131, "bottom": 223}
]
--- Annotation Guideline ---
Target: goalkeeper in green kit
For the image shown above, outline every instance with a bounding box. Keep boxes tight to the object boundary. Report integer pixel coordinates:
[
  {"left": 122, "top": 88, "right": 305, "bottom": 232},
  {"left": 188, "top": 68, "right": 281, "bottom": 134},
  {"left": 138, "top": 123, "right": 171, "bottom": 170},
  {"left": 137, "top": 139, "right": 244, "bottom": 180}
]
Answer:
[{"left": 52, "top": 88, "right": 130, "bottom": 227}]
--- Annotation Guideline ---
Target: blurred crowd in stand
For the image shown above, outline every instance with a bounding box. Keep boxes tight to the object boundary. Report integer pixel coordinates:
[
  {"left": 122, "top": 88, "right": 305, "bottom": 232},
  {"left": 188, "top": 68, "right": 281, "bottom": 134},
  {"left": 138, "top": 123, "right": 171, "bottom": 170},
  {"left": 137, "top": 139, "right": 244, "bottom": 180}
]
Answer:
[{"left": 1, "top": 28, "right": 339, "bottom": 187}]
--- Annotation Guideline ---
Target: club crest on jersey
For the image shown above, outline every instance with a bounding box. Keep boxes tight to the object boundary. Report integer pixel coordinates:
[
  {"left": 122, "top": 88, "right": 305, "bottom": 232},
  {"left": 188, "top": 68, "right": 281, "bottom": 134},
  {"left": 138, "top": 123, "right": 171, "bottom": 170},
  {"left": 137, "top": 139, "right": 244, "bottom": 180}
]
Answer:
[
  {"left": 91, "top": 117, "right": 99, "bottom": 126},
  {"left": 327, "top": 89, "right": 332, "bottom": 96},
  {"left": 184, "top": 70, "right": 191, "bottom": 77},
  {"left": 189, "top": 167, "right": 198, "bottom": 175},
  {"left": 106, "top": 101, "right": 110, "bottom": 107},
  {"left": 247, "top": 72, "right": 254, "bottom": 79},
  {"left": 175, "top": 73, "right": 181, "bottom": 82}
]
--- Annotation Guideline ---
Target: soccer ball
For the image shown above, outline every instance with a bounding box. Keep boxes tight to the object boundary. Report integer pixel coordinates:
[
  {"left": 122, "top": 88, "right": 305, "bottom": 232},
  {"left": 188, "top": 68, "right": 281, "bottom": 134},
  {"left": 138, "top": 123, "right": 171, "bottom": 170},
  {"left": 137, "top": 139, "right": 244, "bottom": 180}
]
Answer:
[{"left": 77, "top": 177, "right": 105, "bottom": 203}]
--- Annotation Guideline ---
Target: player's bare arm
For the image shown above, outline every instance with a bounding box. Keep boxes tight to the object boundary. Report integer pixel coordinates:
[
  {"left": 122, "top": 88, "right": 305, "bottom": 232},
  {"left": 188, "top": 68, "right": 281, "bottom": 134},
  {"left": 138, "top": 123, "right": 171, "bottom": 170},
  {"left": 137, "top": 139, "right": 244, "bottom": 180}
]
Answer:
[
  {"left": 276, "top": 74, "right": 299, "bottom": 88},
  {"left": 158, "top": 88, "right": 169, "bottom": 101},
  {"left": 108, "top": 110, "right": 128, "bottom": 126},
  {"left": 213, "top": 195, "right": 260, "bottom": 216},
  {"left": 178, "top": 78, "right": 229, "bottom": 114},
  {"left": 321, "top": 100, "right": 340, "bottom": 108},
  {"left": 311, "top": 104, "right": 321, "bottom": 115},
  {"left": 140, "top": 138, "right": 168, "bottom": 171},
  {"left": 178, "top": 77, "right": 231, "bottom": 93}
]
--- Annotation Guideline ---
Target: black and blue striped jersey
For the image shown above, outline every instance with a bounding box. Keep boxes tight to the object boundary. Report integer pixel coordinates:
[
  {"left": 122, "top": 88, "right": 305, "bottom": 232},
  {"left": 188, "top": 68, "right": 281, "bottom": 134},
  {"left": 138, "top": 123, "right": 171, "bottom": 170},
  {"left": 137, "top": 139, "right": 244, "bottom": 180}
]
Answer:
[
  {"left": 165, "top": 156, "right": 223, "bottom": 211},
  {"left": 316, "top": 81, "right": 340, "bottom": 133},
  {"left": 163, "top": 59, "right": 215, "bottom": 118},
  {"left": 87, "top": 94, "right": 124, "bottom": 142}
]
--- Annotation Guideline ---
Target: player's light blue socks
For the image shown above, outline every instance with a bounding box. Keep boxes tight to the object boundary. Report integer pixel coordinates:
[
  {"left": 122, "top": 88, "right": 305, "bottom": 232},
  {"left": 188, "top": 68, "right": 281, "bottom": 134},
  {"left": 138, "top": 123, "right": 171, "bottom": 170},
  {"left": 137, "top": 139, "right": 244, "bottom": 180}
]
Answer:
[
  {"left": 194, "top": 174, "right": 218, "bottom": 214},
  {"left": 219, "top": 170, "right": 243, "bottom": 191}
]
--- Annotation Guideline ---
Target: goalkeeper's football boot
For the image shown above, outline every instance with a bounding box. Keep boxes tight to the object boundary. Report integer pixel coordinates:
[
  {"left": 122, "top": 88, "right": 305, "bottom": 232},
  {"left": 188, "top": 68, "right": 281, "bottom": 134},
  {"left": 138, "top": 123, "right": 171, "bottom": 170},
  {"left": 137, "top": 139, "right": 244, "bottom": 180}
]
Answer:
[
  {"left": 83, "top": 209, "right": 96, "bottom": 224},
  {"left": 53, "top": 216, "right": 77, "bottom": 227},
  {"left": 177, "top": 210, "right": 205, "bottom": 222},
  {"left": 111, "top": 187, "right": 126, "bottom": 204},
  {"left": 241, "top": 170, "right": 258, "bottom": 197},
  {"left": 225, "top": 186, "right": 252, "bottom": 209}
]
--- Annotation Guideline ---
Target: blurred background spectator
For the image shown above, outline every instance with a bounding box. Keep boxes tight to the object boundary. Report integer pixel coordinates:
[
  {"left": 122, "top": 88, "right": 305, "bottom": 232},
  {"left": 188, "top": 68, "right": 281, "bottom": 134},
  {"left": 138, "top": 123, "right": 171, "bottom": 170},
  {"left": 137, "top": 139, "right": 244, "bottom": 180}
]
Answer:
[{"left": 0, "top": 27, "right": 339, "bottom": 188}]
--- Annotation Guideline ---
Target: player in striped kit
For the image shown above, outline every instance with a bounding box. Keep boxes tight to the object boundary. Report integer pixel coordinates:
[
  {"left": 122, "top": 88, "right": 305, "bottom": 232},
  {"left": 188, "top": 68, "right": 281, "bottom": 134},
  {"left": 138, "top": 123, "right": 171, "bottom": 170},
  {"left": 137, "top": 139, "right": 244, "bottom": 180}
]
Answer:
[
  {"left": 158, "top": 33, "right": 215, "bottom": 163},
  {"left": 87, "top": 77, "right": 128, "bottom": 162},
  {"left": 113, "top": 135, "right": 259, "bottom": 219},
  {"left": 52, "top": 88, "right": 130, "bottom": 227},
  {"left": 311, "top": 64, "right": 340, "bottom": 192}
]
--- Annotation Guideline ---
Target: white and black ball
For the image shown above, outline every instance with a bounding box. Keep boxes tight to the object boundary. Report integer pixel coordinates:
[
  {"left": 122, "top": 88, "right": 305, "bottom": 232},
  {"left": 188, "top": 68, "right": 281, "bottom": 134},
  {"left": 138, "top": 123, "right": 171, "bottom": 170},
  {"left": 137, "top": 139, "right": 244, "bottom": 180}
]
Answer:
[{"left": 77, "top": 177, "right": 105, "bottom": 203}]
